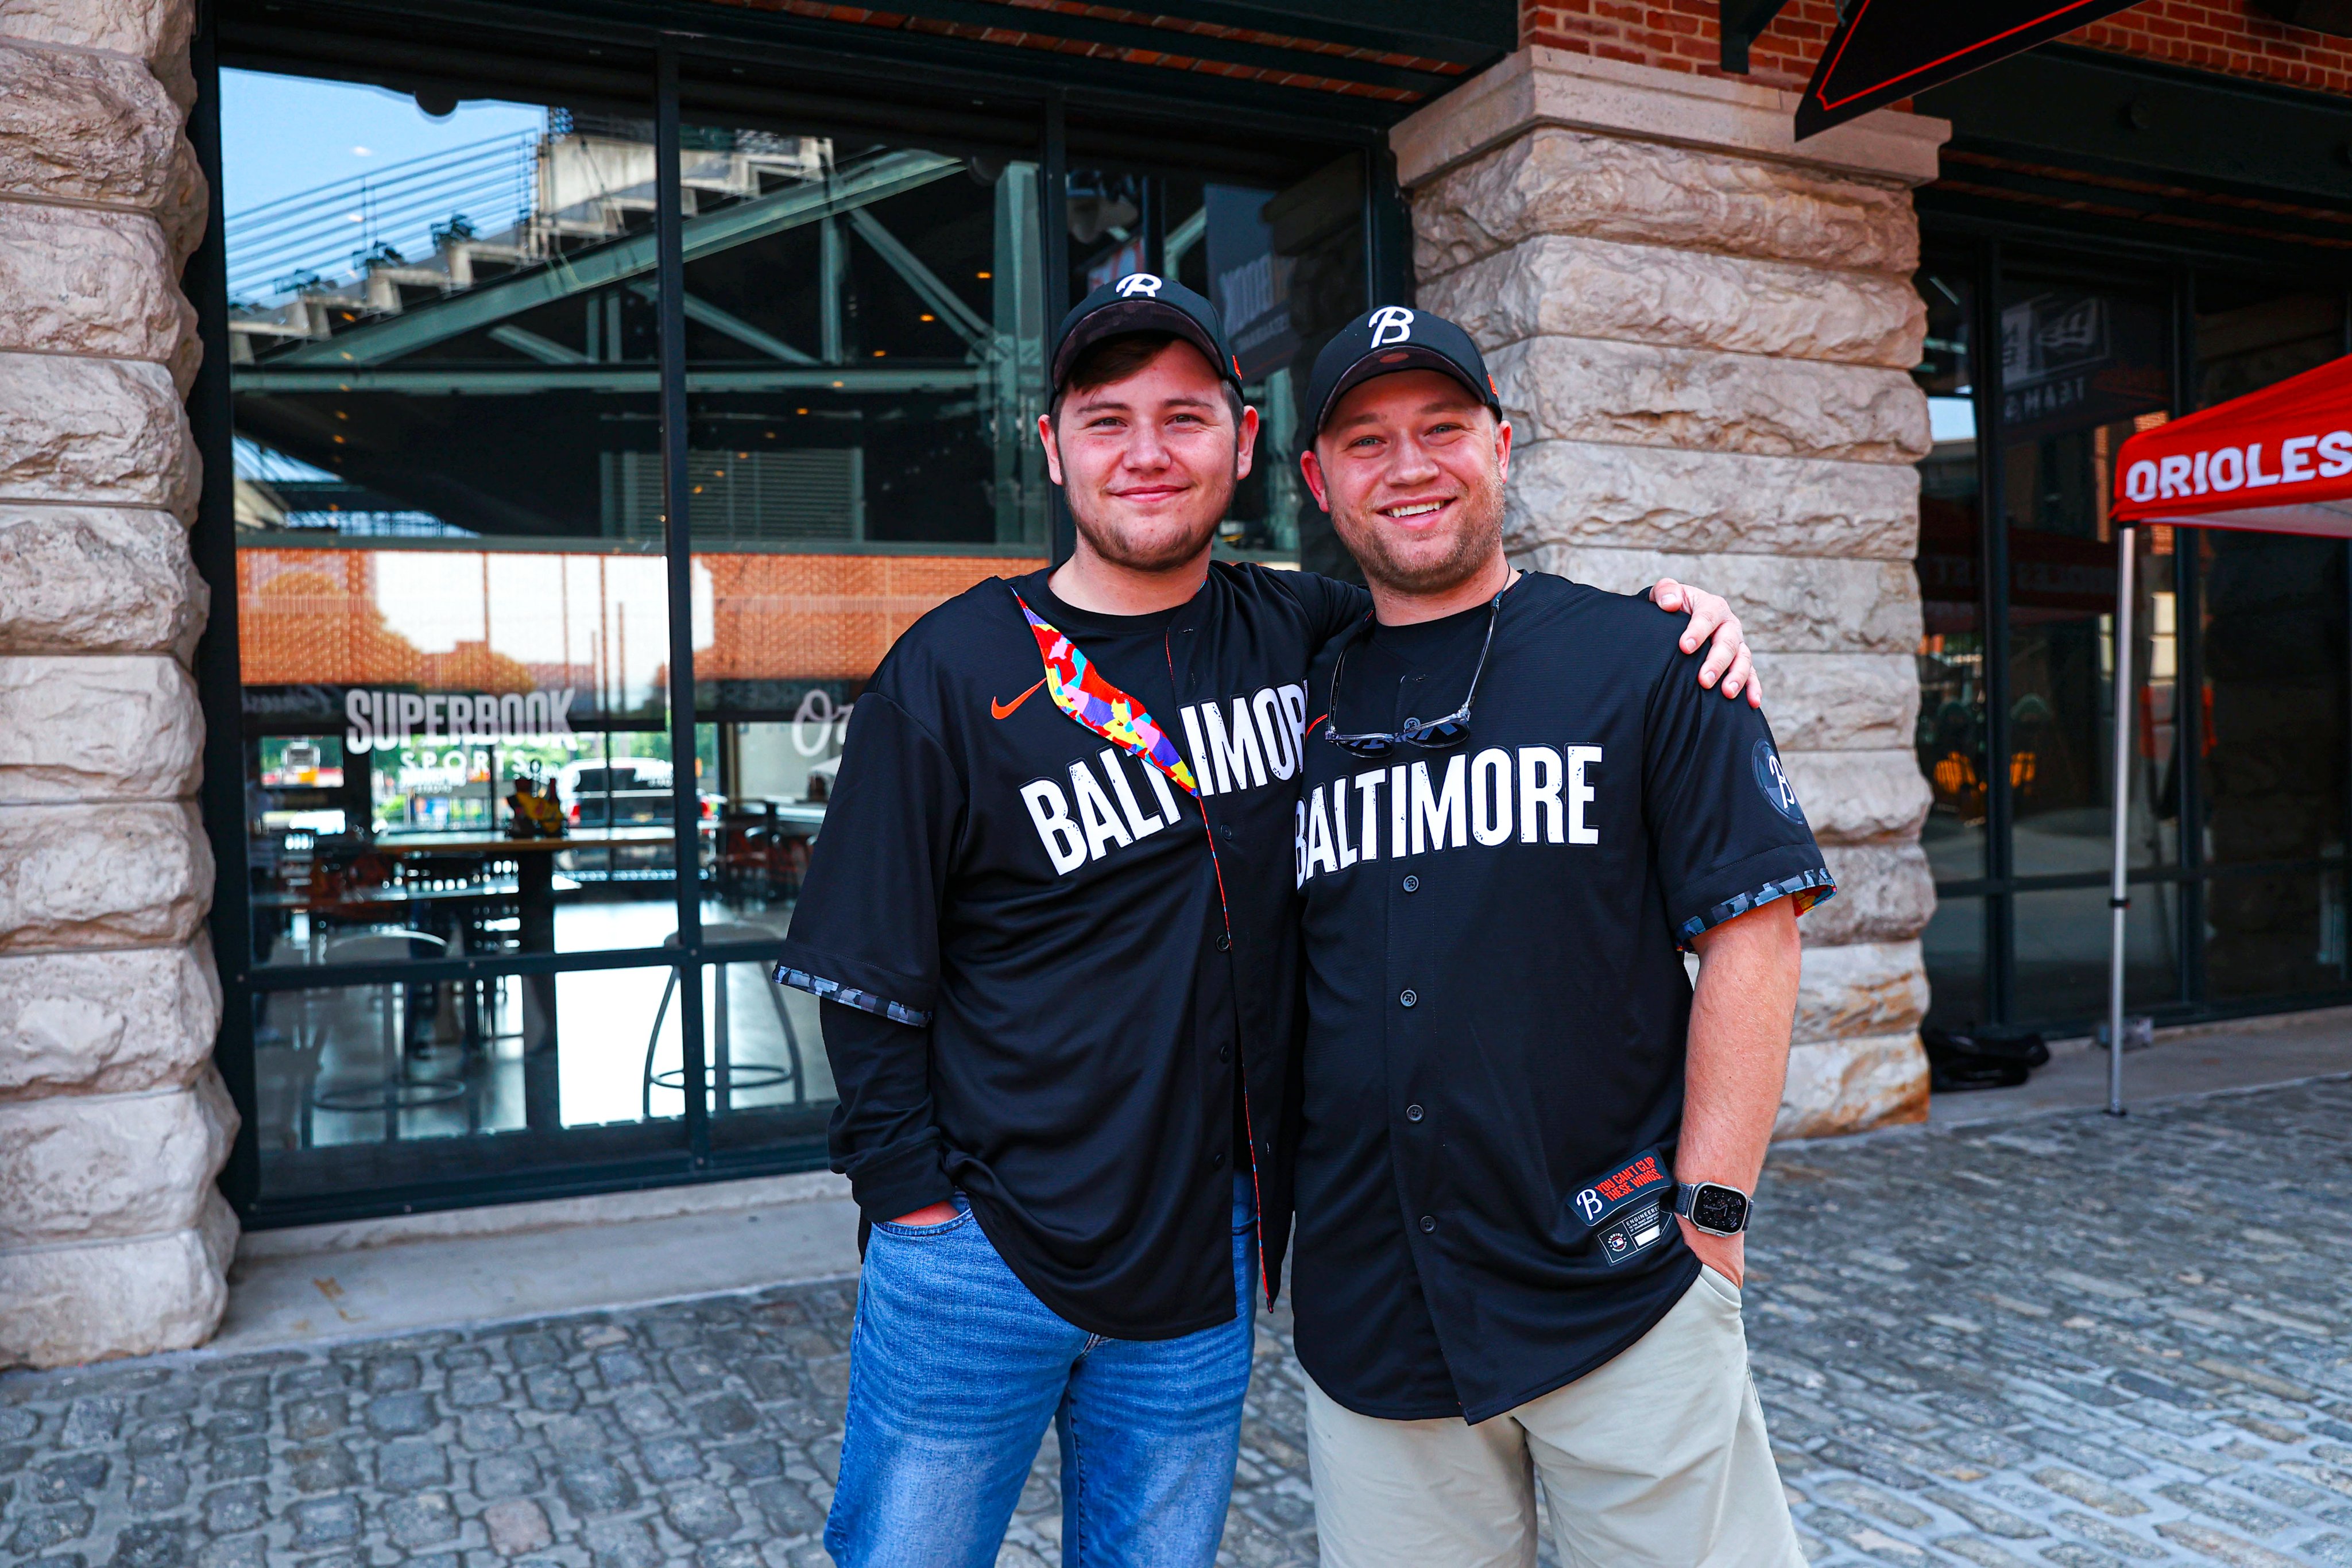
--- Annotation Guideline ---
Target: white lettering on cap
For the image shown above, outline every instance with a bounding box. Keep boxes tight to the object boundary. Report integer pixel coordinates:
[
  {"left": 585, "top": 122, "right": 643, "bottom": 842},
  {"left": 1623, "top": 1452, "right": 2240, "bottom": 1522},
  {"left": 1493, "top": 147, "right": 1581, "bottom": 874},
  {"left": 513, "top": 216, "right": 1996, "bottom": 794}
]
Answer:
[
  {"left": 1116, "top": 273, "right": 1163, "bottom": 297},
  {"left": 1368, "top": 305, "right": 1415, "bottom": 348}
]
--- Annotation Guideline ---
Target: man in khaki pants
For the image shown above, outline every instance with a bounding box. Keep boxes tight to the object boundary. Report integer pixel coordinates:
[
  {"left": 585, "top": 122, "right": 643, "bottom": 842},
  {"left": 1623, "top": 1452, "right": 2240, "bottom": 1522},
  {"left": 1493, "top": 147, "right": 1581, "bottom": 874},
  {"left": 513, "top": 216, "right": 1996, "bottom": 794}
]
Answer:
[{"left": 1286, "top": 308, "right": 1824, "bottom": 1567}]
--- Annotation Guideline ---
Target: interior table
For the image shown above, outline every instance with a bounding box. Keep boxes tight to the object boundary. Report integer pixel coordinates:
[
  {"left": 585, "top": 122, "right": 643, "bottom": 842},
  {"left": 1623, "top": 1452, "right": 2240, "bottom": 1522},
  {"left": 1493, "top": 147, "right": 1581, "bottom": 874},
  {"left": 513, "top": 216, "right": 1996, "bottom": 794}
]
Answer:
[{"left": 371, "top": 828, "right": 675, "bottom": 1130}]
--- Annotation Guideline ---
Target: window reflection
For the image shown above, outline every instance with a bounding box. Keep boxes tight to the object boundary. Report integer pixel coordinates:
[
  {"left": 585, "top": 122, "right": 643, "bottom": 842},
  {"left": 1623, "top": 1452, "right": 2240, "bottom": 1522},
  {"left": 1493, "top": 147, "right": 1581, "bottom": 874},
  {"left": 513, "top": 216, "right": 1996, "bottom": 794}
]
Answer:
[
  {"left": 1912, "top": 266, "right": 1987, "bottom": 883},
  {"left": 1998, "top": 280, "right": 2171, "bottom": 881},
  {"left": 1065, "top": 155, "right": 1366, "bottom": 569},
  {"left": 2192, "top": 279, "right": 2349, "bottom": 1001}
]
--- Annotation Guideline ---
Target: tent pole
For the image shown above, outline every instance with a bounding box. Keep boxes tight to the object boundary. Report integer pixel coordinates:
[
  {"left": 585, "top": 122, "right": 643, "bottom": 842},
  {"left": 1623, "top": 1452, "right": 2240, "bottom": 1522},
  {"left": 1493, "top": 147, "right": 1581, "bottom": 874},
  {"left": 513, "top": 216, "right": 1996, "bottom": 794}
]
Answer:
[{"left": 2106, "top": 520, "right": 2137, "bottom": 1117}]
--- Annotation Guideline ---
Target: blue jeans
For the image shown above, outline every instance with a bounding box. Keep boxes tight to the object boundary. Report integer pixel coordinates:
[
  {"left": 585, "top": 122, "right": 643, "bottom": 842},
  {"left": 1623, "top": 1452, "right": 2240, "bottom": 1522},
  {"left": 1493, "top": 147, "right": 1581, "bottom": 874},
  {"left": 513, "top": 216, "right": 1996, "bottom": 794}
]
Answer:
[{"left": 826, "top": 1180, "right": 1259, "bottom": 1568}]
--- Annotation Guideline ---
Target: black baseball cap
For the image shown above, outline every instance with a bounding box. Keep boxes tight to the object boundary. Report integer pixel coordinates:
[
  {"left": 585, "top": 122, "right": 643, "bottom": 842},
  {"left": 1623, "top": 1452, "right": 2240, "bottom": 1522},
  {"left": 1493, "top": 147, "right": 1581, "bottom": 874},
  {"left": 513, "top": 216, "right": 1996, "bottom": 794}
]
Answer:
[
  {"left": 1050, "top": 271, "right": 1243, "bottom": 398},
  {"left": 1303, "top": 306, "right": 1502, "bottom": 435}
]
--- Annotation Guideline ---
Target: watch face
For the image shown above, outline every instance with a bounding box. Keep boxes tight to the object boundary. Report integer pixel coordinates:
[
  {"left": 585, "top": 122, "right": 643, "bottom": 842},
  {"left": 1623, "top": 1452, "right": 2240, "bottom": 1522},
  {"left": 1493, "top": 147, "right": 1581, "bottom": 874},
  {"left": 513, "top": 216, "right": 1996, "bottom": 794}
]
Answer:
[{"left": 1692, "top": 1184, "right": 1748, "bottom": 1234}]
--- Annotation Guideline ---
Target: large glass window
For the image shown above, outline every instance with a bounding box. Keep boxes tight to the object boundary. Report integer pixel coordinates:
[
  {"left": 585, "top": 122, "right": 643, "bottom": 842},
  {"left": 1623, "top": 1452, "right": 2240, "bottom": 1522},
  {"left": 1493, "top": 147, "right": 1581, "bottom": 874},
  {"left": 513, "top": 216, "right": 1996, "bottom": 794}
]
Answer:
[
  {"left": 211, "top": 45, "right": 1375, "bottom": 1219},
  {"left": 2191, "top": 278, "right": 2349, "bottom": 1001},
  {"left": 1909, "top": 244, "right": 2352, "bottom": 1037}
]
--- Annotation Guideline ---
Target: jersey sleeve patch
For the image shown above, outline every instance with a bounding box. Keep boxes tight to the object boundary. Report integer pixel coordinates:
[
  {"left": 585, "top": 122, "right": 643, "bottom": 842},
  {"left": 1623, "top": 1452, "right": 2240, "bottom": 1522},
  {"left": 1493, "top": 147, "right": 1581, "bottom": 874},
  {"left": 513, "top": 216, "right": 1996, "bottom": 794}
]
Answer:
[
  {"left": 1675, "top": 865, "right": 1838, "bottom": 948},
  {"left": 773, "top": 965, "right": 933, "bottom": 1028}
]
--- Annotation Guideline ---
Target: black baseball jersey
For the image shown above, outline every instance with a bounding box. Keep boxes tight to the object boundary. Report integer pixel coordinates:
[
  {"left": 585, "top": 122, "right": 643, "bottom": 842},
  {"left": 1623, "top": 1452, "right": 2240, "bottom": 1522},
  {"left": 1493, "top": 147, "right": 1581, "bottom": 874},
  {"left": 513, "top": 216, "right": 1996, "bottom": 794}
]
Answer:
[
  {"left": 777, "top": 563, "right": 1365, "bottom": 1340},
  {"left": 1290, "top": 571, "right": 1832, "bottom": 1422}
]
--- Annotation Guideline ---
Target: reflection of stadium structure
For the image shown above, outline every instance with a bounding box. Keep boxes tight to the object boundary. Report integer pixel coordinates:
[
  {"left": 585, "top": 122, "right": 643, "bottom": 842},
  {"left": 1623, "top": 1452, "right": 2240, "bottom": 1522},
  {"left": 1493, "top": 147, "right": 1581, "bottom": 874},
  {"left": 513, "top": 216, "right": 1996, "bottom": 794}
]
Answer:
[{"left": 227, "top": 118, "right": 1047, "bottom": 547}]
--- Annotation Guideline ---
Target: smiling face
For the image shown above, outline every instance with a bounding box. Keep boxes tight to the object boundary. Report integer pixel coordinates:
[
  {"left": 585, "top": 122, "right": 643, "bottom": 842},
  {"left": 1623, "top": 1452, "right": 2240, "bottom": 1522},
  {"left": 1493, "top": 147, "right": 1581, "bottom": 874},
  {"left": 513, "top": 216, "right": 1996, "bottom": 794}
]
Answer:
[
  {"left": 1301, "top": 369, "right": 1512, "bottom": 597},
  {"left": 1039, "top": 336, "right": 1258, "bottom": 575}
]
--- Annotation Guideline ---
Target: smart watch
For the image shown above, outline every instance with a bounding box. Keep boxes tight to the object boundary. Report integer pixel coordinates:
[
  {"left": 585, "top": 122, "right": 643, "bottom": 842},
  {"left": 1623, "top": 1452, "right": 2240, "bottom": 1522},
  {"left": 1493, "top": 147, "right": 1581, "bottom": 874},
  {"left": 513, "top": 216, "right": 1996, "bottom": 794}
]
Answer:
[{"left": 1674, "top": 1181, "right": 1753, "bottom": 1237}]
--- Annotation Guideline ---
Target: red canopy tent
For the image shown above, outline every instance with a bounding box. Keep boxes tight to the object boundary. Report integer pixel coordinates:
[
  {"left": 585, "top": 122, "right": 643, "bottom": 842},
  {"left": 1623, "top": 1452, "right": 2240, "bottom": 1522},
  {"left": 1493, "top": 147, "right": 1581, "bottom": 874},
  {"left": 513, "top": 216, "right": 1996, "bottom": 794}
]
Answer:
[{"left": 2098, "top": 353, "right": 2352, "bottom": 1112}]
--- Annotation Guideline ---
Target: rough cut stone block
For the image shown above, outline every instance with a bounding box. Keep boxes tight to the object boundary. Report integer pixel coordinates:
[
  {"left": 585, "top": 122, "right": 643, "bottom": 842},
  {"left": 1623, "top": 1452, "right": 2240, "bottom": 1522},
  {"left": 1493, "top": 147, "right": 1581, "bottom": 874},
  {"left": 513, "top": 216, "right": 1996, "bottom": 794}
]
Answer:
[
  {"left": 1506, "top": 440, "right": 1918, "bottom": 562},
  {"left": 1794, "top": 939, "right": 1928, "bottom": 1044},
  {"left": 1754, "top": 652, "right": 1918, "bottom": 752},
  {"left": 0, "top": 799, "right": 211, "bottom": 951},
  {"left": 158, "top": 128, "right": 204, "bottom": 268},
  {"left": 0, "top": 203, "right": 196, "bottom": 389},
  {"left": 0, "top": 1185, "right": 234, "bottom": 1368},
  {"left": 1515, "top": 546, "right": 1924, "bottom": 655},
  {"left": 0, "top": 653, "right": 201, "bottom": 802},
  {"left": 1804, "top": 841, "right": 1936, "bottom": 947},
  {"left": 0, "top": 1064, "right": 235, "bottom": 1246},
  {"left": 0, "top": 0, "right": 187, "bottom": 57},
  {"left": 1780, "top": 748, "right": 1932, "bottom": 845},
  {"left": 1775, "top": 1031, "right": 1929, "bottom": 1139},
  {"left": 1412, "top": 126, "right": 1920, "bottom": 280},
  {"left": 0, "top": 353, "right": 198, "bottom": 518},
  {"left": 0, "top": 0, "right": 197, "bottom": 110},
  {"left": 0, "top": 41, "right": 185, "bottom": 210},
  {"left": 0, "top": 505, "right": 207, "bottom": 659},
  {"left": 1494, "top": 336, "right": 1928, "bottom": 464},
  {"left": 0, "top": 936, "right": 218, "bottom": 1099},
  {"left": 1420, "top": 233, "right": 1926, "bottom": 369}
]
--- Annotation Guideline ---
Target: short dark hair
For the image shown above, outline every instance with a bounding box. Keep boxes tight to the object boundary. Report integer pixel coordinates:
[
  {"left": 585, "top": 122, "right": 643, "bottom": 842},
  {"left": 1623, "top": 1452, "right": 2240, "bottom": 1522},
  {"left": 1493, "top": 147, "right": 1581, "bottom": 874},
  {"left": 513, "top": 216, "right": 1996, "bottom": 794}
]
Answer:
[{"left": 1051, "top": 331, "right": 1244, "bottom": 427}]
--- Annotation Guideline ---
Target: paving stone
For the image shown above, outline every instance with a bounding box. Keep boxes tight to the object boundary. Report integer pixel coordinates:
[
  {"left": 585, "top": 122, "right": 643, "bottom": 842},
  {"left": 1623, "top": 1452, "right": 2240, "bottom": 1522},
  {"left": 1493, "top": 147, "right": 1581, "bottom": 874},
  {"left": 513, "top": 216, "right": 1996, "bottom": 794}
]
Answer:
[
  {"left": 363, "top": 1392, "right": 434, "bottom": 1437},
  {"left": 107, "top": 1521, "right": 187, "bottom": 1568},
  {"left": 470, "top": 1450, "right": 541, "bottom": 1499},
  {"left": 377, "top": 1435, "right": 450, "bottom": 1492},
  {"left": 481, "top": 1498, "right": 551, "bottom": 1558},
  {"left": 125, "top": 1458, "right": 187, "bottom": 1512},
  {"left": 32, "top": 1452, "right": 110, "bottom": 1501},
  {"left": 581, "top": 1519, "right": 660, "bottom": 1568},
  {"left": 283, "top": 1395, "right": 348, "bottom": 1439},
  {"left": 199, "top": 1484, "right": 266, "bottom": 1534},
  {"left": 556, "top": 1459, "right": 637, "bottom": 1516},
  {"left": 192, "top": 1535, "right": 262, "bottom": 1568},
  {"left": 380, "top": 1492, "right": 460, "bottom": 1550},
  {"left": 639, "top": 1437, "right": 704, "bottom": 1482},
  {"left": 9, "top": 1504, "right": 95, "bottom": 1554},
  {"left": 61, "top": 1399, "right": 127, "bottom": 1448},
  {"left": 288, "top": 1494, "right": 362, "bottom": 1550},
  {"left": 662, "top": 1480, "right": 743, "bottom": 1541},
  {"left": 285, "top": 1442, "right": 359, "bottom": 1493}
]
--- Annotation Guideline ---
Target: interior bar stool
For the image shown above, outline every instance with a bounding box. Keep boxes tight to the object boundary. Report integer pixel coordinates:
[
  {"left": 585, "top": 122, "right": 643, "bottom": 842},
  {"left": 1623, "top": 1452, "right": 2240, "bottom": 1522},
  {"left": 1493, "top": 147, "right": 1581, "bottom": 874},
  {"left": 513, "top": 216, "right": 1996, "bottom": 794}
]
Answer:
[{"left": 641, "top": 924, "right": 805, "bottom": 1117}]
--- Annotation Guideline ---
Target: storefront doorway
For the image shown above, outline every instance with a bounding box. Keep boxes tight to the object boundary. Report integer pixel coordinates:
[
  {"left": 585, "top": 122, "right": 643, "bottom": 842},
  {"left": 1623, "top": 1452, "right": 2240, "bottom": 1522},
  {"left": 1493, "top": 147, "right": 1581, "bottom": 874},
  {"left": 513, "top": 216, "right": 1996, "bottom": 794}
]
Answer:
[{"left": 1908, "top": 239, "right": 2352, "bottom": 1035}]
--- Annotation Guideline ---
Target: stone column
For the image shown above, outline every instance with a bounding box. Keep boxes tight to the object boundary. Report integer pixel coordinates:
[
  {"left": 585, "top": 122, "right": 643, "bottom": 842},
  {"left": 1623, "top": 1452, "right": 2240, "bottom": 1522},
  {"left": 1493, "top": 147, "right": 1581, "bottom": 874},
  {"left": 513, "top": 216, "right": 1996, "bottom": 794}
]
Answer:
[
  {"left": 1394, "top": 49, "right": 1944, "bottom": 1138},
  {"left": 0, "top": 0, "right": 235, "bottom": 1365}
]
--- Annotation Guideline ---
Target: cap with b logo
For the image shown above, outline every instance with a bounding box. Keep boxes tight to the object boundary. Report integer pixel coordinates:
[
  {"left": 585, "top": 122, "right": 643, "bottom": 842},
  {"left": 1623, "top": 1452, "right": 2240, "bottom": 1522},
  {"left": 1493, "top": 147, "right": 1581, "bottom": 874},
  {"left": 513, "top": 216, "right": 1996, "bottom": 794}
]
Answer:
[
  {"left": 1303, "top": 305, "right": 1503, "bottom": 434},
  {"left": 1050, "top": 272, "right": 1243, "bottom": 397}
]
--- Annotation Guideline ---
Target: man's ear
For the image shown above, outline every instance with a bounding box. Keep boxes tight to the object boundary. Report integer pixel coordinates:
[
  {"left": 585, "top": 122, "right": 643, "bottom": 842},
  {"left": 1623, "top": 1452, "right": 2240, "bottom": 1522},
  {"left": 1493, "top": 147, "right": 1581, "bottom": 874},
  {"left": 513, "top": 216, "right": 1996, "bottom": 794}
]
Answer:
[
  {"left": 1494, "top": 417, "right": 1513, "bottom": 483},
  {"left": 1299, "top": 444, "right": 1331, "bottom": 513},
  {"left": 1037, "top": 412, "right": 1065, "bottom": 487},
  {"left": 1233, "top": 405, "right": 1260, "bottom": 483}
]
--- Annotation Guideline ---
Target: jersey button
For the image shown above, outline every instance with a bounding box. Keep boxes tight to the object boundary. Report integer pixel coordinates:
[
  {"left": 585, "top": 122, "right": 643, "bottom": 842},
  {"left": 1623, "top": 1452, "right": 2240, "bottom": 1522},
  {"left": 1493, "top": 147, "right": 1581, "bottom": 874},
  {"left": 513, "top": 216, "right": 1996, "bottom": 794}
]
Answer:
[
  {"left": 1217, "top": 1044, "right": 1232, "bottom": 1063},
  {"left": 1399, "top": 989, "right": 1417, "bottom": 1008},
  {"left": 1216, "top": 934, "right": 1232, "bottom": 951},
  {"left": 1402, "top": 875, "right": 1420, "bottom": 893},
  {"left": 1218, "top": 823, "right": 1234, "bottom": 841},
  {"left": 1406, "top": 1104, "right": 1424, "bottom": 1122},
  {"left": 1212, "top": 1151, "right": 1227, "bottom": 1169},
  {"left": 1419, "top": 1215, "right": 1437, "bottom": 1233}
]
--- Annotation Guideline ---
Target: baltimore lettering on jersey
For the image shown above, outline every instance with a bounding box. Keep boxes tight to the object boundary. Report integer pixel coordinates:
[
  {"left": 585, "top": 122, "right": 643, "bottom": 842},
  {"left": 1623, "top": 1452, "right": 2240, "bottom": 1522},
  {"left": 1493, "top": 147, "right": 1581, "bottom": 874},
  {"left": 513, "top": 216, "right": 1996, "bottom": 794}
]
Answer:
[
  {"left": 1020, "top": 682, "right": 1308, "bottom": 875},
  {"left": 1295, "top": 745, "right": 1604, "bottom": 886}
]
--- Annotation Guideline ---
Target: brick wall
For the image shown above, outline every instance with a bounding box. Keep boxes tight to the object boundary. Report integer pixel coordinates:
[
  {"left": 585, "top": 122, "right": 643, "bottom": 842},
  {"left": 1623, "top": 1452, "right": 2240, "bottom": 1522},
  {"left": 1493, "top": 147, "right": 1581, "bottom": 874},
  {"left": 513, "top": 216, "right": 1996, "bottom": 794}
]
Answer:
[{"left": 1519, "top": 1, "right": 2352, "bottom": 98}]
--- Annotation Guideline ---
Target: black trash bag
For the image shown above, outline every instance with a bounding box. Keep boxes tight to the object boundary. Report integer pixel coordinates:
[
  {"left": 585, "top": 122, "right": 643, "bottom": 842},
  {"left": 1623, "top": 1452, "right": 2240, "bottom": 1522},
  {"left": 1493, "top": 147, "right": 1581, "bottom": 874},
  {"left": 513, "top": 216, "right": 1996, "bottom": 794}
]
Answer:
[{"left": 1921, "top": 1023, "right": 2049, "bottom": 1093}]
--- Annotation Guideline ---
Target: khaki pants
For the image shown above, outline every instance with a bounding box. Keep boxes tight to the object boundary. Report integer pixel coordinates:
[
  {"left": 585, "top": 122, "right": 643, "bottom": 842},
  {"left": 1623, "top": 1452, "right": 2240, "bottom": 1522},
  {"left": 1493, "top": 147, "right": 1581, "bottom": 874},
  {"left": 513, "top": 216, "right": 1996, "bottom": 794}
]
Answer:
[{"left": 1303, "top": 1266, "right": 1803, "bottom": 1568}]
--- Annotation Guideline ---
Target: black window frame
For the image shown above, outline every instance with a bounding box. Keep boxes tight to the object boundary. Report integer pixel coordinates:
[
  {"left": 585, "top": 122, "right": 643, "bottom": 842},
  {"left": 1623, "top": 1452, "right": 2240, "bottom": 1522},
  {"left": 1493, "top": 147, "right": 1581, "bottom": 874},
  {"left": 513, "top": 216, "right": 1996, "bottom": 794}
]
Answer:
[{"left": 189, "top": 0, "right": 1419, "bottom": 1229}]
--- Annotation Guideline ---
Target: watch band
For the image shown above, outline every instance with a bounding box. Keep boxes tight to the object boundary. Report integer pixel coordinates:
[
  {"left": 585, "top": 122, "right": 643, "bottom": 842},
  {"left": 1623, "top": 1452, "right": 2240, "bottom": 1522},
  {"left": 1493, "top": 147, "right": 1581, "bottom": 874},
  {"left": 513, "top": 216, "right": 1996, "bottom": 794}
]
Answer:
[{"left": 1674, "top": 1180, "right": 1754, "bottom": 1236}]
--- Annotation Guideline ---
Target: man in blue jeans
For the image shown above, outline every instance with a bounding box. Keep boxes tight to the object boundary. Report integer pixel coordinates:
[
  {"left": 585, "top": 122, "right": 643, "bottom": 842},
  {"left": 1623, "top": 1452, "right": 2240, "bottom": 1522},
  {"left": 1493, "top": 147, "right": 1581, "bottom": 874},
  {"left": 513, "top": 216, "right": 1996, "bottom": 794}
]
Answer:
[{"left": 775, "top": 274, "right": 1761, "bottom": 1567}]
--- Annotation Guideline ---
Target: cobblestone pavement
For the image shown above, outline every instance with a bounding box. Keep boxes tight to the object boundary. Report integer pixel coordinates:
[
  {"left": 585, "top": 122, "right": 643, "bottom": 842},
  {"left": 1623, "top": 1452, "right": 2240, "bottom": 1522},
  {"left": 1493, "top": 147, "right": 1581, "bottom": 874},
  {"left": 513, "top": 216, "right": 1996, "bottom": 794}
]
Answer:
[{"left": 5, "top": 1078, "right": 2351, "bottom": 1568}]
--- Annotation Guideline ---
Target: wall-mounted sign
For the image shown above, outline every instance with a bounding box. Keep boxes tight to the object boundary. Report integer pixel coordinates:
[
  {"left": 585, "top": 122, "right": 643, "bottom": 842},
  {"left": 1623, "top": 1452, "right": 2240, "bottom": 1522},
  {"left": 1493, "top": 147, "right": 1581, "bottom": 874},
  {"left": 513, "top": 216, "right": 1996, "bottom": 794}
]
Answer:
[
  {"left": 345, "top": 687, "right": 581, "bottom": 753},
  {"left": 1794, "top": 0, "right": 2145, "bottom": 140}
]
